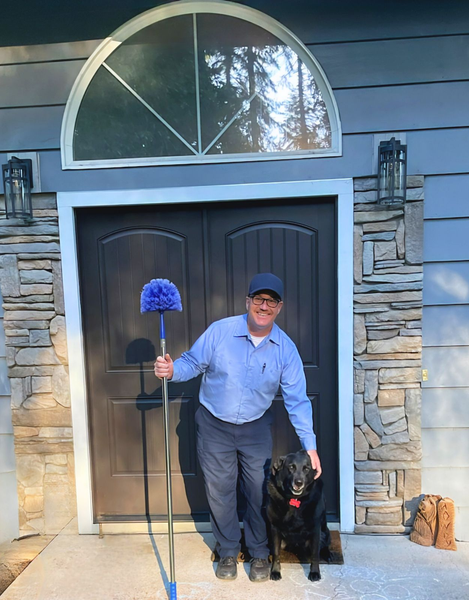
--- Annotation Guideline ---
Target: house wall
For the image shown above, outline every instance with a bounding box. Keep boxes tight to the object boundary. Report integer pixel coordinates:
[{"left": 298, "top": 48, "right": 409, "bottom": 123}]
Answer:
[
  {"left": 0, "top": 288, "right": 19, "bottom": 544},
  {"left": 422, "top": 175, "right": 469, "bottom": 541},
  {"left": 0, "top": 0, "right": 468, "bottom": 539}
]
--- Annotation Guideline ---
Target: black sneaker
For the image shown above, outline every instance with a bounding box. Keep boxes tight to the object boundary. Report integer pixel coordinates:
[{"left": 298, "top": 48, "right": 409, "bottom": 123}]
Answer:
[
  {"left": 249, "top": 557, "right": 270, "bottom": 582},
  {"left": 216, "top": 556, "right": 237, "bottom": 580}
]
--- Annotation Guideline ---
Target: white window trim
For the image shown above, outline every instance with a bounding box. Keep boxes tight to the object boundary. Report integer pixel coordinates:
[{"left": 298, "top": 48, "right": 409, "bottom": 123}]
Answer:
[
  {"left": 61, "top": 0, "right": 342, "bottom": 170},
  {"left": 58, "top": 177, "right": 354, "bottom": 534}
]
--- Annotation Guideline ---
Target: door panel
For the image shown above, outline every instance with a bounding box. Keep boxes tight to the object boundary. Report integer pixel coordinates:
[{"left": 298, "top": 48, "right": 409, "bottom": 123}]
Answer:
[{"left": 76, "top": 197, "right": 338, "bottom": 521}]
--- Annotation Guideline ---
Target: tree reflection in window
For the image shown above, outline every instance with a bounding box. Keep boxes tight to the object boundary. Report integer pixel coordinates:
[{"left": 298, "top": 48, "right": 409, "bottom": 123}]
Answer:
[{"left": 73, "top": 12, "right": 333, "bottom": 162}]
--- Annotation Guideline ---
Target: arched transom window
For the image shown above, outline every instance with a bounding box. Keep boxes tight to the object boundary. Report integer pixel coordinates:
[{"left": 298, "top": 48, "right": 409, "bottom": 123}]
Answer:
[{"left": 61, "top": 0, "right": 341, "bottom": 168}]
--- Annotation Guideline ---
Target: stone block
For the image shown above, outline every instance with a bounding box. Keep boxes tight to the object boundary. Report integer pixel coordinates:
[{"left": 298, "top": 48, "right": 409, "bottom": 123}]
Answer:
[
  {"left": 365, "top": 308, "right": 422, "bottom": 323},
  {"left": 355, "top": 471, "right": 382, "bottom": 484},
  {"left": 405, "top": 202, "right": 423, "bottom": 264},
  {"left": 30, "top": 330, "right": 52, "bottom": 347},
  {"left": 15, "top": 441, "right": 74, "bottom": 455},
  {"left": 380, "top": 406, "right": 406, "bottom": 425},
  {"left": 32, "top": 376, "right": 52, "bottom": 394},
  {"left": 18, "top": 260, "right": 52, "bottom": 270},
  {"left": 363, "top": 241, "right": 374, "bottom": 275},
  {"left": 45, "top": 464, "right": 68, "bottom": 474},
  {"left": 364, "top": 402, "right": 384, "bottom": 436},
  {"left": 354, "top": 178, "right": 377, "bottom": 192},
  {"left": 20, "top": 270, "right": 53, "bottom": 284},
  {"left": 12, "top": 406, "right": 71, "bottom": 427},
  {"left": 355, "top": 499, "right": 403, "bottom": 508},
  {"left": 396, "top": 219, "right": 405, "bottom": 259},
  {"left": 44, "top": 478, "right": 77, "bottom": 534},
  {"left": 50, "top": 315, "right": 68, "bottom": 364},
  {"left": 3, "top": 303, "right": 54, "bottom": 311},
  {"left": 389, "top": 471, "right": 397, "bottom": 497},
  {"left": 407, "top": 188, "right": 424, "bottom": 201},
  {"left": 380, "top": 383, "right": 420, "bottom": 390},
  {"left": 356, "top": 506, "right": 366, "bottom": 524},
  {"left": 24, "top": 486, "right": 43, "bottom": 495},
  {"left": 368, "top": 335, "right": 421, "bottom": 354},
  {"left": 382, "top": 431, "right": 410, "bottom": 445},
  {"left": 52, "top": 365, "right": 70, "bottom": 407},
  {"left": 0, "top": 254, "right": 20, "bottom": 297},
  {"left": 364, "top": 370, "right": 378, "bottom": 403},
  {"left": 0, "top": 243, "right": 60, "bottom": 254},
  {"left": 52, "top": 260, "right": 65, "bottom": 315},
  {"left": 16, "top": 455, "right": 45, "bottom": 488},
  {"left": 354, "top": 369, "right": 365, "bottom": 394},
  {"left": 5, "top": 329, "right": 29, "bottom": 337},
  {"left": 14, "top": 426, "right": 39, "bottom": 438},
  {"left": 378, "top": 389, "right": 405, "bottom": 406},
  {"left": 354, "top": 225, "right": 363, "bottom": 284},
  {"left": 354, "top": 394, "right": 364, "bottom": 426},
  {"left": 363, "top": 221, "right": 398, "bottom": 233},
  {"left": 369, "top": 441, "right": 422, "bottom": 461},
  {"left": 355, "top": 292, "right": 422, "bottom": 304},
  {"left": 22, "top": 394, "right": 57, "bottom": 409},
  {"left": 405, "top": 388, "right": 421, "bottom": 441},
  {"left": 4, "top": 310, "right": 56, "bottom": 321},
  {"left": 355, "top": 524, "right": 407, "bottom": 534},
  {"left": 407, "top": 176, "right": 424, "bottom": 188},
  {"left": 5, "top": 336, "right": 30, "bottom": 346},
  {"left": 45, "top": 454, "right": 68, "bottom": 465},
  {"left": 8, "top": 295, "right": 53, "bottom": 304},
  {"left": 355, "top": 210, "right": 403, "bottom": 223},
  {"left": 400, "top": 329, "right": 422, "bottom": 336},
  {"left": 374, "top": 241, "right": 396, "bottom": 261},
  {"left": 20, "top": 284, "right": 53, "bottom": 295},
  {"left": 6, "top": 320, "right": 50, "bottom": 330},
  {"left": 24, "top": 495, "right": 44, "bottom": 513},
  {"left": 379, "top": 368, "right": 421, "bottom": 384},
  {"left": 360, "top": 423, "right": 381, "bottom": 448},
  {"left": 10, "top": 378, "right": 25, "bottom": 408},
  {"left": 367, "top": 330, "right": 400, "bottom": 341},
  {"left": 356, "top": 281, "right": 421, "bottom": 293},
  {"left": 16, "top": 347, "right": 60, "bottom": 366},
  {"left": 362, "top": 232, "right": 395, "bottom": 242},
  {"left": 354, "top": 314, "right": 367, "bottom": 355},
  {"left": 356, "top": 460, "right": 420, "bottom": 471},
  {"left": 354, "top": 190, "right": 378, "bottom": 203},
  {"left": 366, "top": 509, "right": 403, "bottom": 526},
  {"left": 38, "top": 426, "right": 73, "bottom": 438},
  {"left": 383, "top": 417, "right": 408, "bottom": 435},
  {"left": 397, "top": 470, "right": 405, "bottom": 496},
  {"left": 354, "top": 427, "right": 369, "bottom": 460}
]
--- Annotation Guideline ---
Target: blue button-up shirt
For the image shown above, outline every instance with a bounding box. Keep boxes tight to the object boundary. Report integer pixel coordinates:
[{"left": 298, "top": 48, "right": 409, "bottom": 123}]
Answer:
[{"left": 171, "top": 314, "right": 316, "bottom": 450}]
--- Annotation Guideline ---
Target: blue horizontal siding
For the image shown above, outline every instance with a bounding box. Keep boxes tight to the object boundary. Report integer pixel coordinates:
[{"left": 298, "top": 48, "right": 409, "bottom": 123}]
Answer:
[
  {"left": 423, "top": 262, "right": 469, "bottom": 305},
  {"left": 423, "top": 219, "right": 469, "bottom": 262},
  {"left": 423, "top": 305, "right": 469, "bottom": 346},
  {"left": 422, "top": 346, "right": 469, "bottom": 387}
]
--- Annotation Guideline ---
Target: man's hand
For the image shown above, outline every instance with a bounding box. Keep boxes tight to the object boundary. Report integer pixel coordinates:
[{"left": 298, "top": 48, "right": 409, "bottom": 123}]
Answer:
[
  {"left": 307, "top": 449, "right": 322, "bottom": 479},
  {"left": 154, "top": 354, "right": 174, "bottom": 380}
]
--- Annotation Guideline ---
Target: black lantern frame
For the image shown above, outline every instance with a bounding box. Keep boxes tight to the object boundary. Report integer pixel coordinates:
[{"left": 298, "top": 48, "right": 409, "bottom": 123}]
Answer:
[
  {"left": 2, "top": 156, "right": 34, "bottom": 220},
  {"left": 377, "top": 137, "right": 407, "bottom": 207}
]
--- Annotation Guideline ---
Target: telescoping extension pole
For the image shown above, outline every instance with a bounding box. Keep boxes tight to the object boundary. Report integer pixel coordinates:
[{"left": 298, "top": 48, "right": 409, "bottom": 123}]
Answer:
[
  {"left": 160, "top": 313, "right": 177, "bottom": 600},
  {"left": 140, "top": 278, "right": 182, "bottom": 600}
]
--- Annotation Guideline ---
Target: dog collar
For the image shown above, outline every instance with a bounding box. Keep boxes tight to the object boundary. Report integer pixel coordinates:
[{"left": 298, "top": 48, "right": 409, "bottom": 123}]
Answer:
[{"left": 289, "top": 498, "right": 301, "bottom": 508}]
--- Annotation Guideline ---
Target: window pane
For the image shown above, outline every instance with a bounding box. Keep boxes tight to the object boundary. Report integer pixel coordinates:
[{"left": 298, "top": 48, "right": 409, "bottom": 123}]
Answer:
[
  {"left": 105, "top": 15, "right": 198, "bottom": 151},
  {"left": 197, "top": 14, "right": 331, "bottom": 155},
  {"left": 74, "top": 65, "right": 194, "bottom": 160}
]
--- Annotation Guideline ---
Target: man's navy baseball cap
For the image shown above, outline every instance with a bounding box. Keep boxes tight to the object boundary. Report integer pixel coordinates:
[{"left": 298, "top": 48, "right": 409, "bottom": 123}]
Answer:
[{"left": 248, "top": 273, "right": 284, "bottom": 301}]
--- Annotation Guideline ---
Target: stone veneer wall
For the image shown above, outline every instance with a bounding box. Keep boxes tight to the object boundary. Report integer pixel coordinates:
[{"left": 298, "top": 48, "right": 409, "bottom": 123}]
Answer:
[
  {"left": 353, "top": 175, "right": 424, "bottom": 533},
  {"left": 0, "top": 193, "right": 75, "bottom": 536}
]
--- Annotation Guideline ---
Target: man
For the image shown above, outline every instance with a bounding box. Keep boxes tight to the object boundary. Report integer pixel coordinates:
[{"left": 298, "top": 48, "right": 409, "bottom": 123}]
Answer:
[{"left": 154, "top": 273, "right": 321, "bottom": 583}]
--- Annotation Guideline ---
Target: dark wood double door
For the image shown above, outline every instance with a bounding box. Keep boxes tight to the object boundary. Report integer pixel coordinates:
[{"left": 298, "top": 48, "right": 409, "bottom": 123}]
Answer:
[{"left": 76, "top": 197, "right": 338, "bottom": 522}]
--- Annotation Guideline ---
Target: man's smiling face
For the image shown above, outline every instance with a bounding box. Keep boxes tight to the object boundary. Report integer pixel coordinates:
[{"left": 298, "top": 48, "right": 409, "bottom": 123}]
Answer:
[{"left": 246, "top": 292, "right": 283, "bottom": 336}]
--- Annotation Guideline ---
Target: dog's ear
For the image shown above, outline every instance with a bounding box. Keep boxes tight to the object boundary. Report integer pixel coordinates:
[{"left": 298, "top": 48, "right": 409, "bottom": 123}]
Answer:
[{"left": 271, "top": 456, "right": 286, "bottom": 475}]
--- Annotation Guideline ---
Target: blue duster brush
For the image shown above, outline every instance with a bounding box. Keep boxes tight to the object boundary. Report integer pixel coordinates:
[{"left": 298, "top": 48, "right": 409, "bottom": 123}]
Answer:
[{"left": 141, "top": 278, "right": 182, "bottom": 600}]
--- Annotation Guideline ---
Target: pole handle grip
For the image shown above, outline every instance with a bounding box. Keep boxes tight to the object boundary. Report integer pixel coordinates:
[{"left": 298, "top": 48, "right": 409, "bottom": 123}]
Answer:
[{"left": 169, "top": 582, "right": 177, "bottom": 600}]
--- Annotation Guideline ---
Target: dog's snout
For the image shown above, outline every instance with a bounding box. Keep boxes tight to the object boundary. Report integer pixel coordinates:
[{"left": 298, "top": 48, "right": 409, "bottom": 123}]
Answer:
[{"left": 294, "top": 478, "right": 304, "bottom": 487}]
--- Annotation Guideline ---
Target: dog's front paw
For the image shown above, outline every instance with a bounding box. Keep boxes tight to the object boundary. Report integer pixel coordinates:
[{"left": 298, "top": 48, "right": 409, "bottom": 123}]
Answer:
[
  {"left": 270, "top": 570, "right": 282, "bottom": 581},
  {"left": 308, "top": 570, "right": 321, "bottom": 582},
  {"left": 321, "top": 547, "right": 333, "bottom": 563}
]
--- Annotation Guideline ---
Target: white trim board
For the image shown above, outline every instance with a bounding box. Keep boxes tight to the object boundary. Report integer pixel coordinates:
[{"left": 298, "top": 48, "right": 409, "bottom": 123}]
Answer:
[{"left": 57, "top": 178, "right": 355, "bottom": 534}]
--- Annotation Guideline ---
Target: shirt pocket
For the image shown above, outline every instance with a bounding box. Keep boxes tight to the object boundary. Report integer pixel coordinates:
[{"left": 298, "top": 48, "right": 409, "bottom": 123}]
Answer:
[{"left": 257, "top": 364, "right": 282, "bottom": 396}]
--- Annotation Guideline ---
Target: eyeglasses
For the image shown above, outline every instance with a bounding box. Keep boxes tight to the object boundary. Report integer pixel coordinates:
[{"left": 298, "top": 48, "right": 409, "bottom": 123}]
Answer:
[{"left": 249, "top": 295, "right": 280, "bottom": 308}]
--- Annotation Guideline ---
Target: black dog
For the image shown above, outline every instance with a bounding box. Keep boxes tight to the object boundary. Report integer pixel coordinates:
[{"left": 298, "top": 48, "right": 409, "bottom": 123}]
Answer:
[{"left": 267, "top": 450, "right": 332, "bottom": 582}]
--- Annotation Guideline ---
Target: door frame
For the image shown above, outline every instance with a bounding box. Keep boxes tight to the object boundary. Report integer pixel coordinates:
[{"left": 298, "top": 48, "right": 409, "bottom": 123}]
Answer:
[{"left": 58, "top": 178, "right": 354, "bottom": 534}]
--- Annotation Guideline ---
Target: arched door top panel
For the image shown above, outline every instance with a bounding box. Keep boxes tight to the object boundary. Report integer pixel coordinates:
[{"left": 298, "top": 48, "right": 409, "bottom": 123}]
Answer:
[{"left": 61, "top": 0, "right": 342, "bottom": 169}]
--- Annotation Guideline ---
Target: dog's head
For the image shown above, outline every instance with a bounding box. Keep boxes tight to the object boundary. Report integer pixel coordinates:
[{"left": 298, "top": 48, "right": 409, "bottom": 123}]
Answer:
[{"left": 271, "top": 450, "right": 317, "bottom": 497}]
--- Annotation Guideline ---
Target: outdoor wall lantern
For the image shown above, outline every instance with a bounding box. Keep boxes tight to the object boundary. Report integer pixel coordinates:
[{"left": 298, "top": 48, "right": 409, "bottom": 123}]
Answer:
[
  {"left": 2, "top": 156, "right": 34, "bottom": 220},
  {"left": 377, "top": 137, "right": 407, "bottom": 207}
]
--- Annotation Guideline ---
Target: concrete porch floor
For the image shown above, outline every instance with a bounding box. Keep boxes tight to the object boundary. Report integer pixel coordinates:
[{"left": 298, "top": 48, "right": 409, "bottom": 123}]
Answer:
[{"left": 1, "top": 519, "right": 468, "bottom": 600}]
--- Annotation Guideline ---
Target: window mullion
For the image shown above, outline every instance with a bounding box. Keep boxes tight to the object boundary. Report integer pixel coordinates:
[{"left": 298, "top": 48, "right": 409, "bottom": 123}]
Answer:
[
  {"left": 193, "top": 14, "right": 202, "bottom": 155},
  {"left": 102, "top": 62, "right": 198, "bottom": 155}
]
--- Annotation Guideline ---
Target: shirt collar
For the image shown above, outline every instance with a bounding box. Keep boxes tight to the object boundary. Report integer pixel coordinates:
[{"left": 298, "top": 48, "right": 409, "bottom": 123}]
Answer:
[{"left": 234, "top": 314, "right": 280, "bottom": 346}]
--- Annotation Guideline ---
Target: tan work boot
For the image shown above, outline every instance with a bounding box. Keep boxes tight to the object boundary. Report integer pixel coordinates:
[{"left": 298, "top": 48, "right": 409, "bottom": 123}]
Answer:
[
  {"left": 410, "top": 494, "right": 441, "bottom": 546},
  {"left": 435, "top": 497, "right": 457, "bottom": 551}
]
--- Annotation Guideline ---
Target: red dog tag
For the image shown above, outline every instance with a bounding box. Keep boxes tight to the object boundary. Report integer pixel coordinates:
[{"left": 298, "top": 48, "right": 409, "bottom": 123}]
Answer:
[{"left": 289, "top": 498, "right": 301, "bottom": 508}]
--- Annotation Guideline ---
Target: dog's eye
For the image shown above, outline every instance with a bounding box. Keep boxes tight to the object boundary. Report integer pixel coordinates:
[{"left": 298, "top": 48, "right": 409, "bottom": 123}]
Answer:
[
  {"left": 303, "top": 466, "right": 310, "bottom": 473},
  {"left": 289, "top": 464, "right": 295, "bottom": 471}
]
